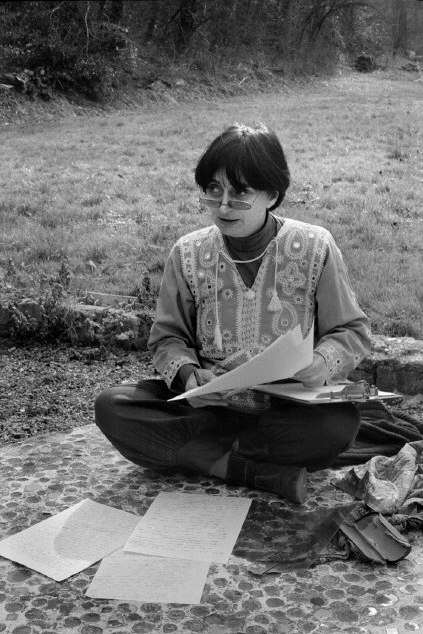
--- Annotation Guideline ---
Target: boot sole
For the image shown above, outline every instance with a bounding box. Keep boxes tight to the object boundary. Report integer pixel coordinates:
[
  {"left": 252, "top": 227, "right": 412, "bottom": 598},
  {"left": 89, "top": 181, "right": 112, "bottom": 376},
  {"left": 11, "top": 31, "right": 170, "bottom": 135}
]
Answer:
[{"left": 293, "top": 467, "right": 307, "bottom": 504}]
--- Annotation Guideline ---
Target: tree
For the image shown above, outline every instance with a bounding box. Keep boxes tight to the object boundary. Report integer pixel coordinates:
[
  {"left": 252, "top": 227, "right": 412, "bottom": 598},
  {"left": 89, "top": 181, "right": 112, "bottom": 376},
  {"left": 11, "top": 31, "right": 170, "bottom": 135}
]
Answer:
[
  {"left": 109, "top": 0, "right": 124, "bottom": 24},
  {"left": 298, "top": 0, "right": 375, "bottom": 45},
  {"left": 177, "top": 0, "right": 196, "bottom": 49},
  {"left": 392, "top": 0, "right": 408, "bottom": 55}
]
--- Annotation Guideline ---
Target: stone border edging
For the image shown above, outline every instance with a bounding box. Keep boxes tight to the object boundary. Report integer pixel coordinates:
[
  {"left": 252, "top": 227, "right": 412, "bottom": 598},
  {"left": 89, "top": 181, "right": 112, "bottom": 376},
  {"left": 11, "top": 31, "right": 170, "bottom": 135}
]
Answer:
[{"left": 1, "top": 299, "right": 422, "bottom": 395}]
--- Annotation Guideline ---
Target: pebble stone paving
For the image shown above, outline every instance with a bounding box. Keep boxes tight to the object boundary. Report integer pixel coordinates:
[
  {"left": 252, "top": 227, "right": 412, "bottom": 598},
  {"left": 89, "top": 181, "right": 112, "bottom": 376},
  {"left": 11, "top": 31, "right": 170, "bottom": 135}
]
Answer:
[{"left": 1, "top": 424, "right": 423, "bottom": 634}]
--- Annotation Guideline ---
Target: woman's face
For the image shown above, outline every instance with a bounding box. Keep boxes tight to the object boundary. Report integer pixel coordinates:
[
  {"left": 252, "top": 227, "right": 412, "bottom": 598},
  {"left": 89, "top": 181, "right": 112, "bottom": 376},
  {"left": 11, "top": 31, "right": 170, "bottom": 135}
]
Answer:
[{"left": 205, "top": 170, "right": 277, "bottom": 238}]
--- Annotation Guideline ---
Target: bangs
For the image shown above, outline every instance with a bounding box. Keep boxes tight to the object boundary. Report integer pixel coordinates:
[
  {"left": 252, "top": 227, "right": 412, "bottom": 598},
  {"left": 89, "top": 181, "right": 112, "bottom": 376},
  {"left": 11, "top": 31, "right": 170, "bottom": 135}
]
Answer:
[{"left": 195, "top": 139, "right": 269, "bottom": 192}]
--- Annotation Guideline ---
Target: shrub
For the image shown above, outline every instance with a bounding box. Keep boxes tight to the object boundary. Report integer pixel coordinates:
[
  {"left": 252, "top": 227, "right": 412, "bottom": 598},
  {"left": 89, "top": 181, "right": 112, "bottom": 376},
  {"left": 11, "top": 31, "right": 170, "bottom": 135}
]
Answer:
[
  {"left": 0, "top": 1, "right": 131, "bottom": 100},
  {"left": 8, "top": 284, "right": 70, "bottom": 342}
]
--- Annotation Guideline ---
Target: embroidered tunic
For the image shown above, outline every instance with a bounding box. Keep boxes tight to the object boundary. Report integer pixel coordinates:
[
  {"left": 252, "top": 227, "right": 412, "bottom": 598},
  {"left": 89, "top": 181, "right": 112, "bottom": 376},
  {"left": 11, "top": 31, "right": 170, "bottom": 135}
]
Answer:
[{"left": 148, "top": 217, "right": 371, "bottom": 388}]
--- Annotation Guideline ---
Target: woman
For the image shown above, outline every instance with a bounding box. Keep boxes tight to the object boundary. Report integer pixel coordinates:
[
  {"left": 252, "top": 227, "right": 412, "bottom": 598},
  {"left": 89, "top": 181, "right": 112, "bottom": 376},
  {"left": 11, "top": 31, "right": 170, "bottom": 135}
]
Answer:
[{"left": 95, "top": 123, "right": 371, "bottom": 504}]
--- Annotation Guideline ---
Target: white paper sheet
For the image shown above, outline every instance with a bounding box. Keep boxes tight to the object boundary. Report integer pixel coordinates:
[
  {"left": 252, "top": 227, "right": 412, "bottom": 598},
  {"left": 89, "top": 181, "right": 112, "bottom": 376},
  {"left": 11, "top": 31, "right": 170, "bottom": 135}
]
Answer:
[
  {"left": 124, "top": 492, "right": 251, "bottom": 563},
  {"left": 86, "top": 550, "right": 209, "bottom": 604},
  {"left": 170, "top": 323, "right": 313, "bottom": 401},
  {"left": 0, "top": 499, "right": 140, "bottom": 581},
  {"left": 254, "top": 382, "right": 398, "bottom": 404}
]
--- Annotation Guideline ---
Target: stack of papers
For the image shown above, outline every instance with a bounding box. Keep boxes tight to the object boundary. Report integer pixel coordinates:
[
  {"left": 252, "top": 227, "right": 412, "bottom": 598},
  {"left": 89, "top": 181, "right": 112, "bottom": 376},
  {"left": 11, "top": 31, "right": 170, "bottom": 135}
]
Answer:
[
  {"left": 0, "top": 493, "right": 251, "bottom": 604},
  {"left": 170, "top": 323, "right": 313, "bottom": 401}
]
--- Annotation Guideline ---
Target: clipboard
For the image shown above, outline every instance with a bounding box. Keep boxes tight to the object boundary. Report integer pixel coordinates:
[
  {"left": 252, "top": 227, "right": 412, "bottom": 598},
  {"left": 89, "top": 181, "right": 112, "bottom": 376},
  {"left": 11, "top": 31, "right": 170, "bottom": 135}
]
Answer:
[{"left": 253, "top": 381, "right": 399, "bottom": 404}]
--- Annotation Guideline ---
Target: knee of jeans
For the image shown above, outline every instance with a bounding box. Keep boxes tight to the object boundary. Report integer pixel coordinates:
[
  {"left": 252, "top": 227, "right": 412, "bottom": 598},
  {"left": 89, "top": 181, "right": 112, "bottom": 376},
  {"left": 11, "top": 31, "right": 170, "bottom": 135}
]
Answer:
[
  {"left": 95, "top": 388, "right": 118, "bottom": 433},
  {"left": 325, "top": 405, "right": 361, "bottom": 451}
]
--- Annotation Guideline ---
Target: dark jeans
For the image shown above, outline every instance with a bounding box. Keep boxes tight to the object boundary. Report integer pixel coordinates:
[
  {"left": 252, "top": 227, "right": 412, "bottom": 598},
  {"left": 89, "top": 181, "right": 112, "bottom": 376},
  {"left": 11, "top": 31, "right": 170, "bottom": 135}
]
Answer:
[{"left": 95, "top": 379, "right": 360, "bottom": 475}]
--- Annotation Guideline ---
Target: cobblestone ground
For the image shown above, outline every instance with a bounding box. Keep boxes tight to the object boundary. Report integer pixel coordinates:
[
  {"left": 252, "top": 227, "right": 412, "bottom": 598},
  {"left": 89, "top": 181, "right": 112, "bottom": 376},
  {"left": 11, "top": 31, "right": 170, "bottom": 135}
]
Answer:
[{"left": 1, "top": 424, "right": 423, "bottom": 634}]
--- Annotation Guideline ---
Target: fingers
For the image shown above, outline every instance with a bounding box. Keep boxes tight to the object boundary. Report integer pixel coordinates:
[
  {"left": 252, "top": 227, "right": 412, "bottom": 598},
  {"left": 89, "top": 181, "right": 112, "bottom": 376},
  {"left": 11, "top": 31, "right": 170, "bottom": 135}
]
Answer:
[
  {"left": 294, "top": 370, "right": 325, "bottom": 388},
  {"left": 301, "top": 376, "right": 326, "bottom": 388},
  {"left": 294, "top": 353, "right": 328, "bottom": 388},
  {"left": 187, "top": 396, "right": 229, "bottom": 408}
]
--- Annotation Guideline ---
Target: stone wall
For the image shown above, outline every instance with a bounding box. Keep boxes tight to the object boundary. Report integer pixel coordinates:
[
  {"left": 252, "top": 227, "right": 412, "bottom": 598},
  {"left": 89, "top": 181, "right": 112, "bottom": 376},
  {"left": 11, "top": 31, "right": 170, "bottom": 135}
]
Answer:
[{"left": 1, "top": 300, "right": 422, "bottom": 395}]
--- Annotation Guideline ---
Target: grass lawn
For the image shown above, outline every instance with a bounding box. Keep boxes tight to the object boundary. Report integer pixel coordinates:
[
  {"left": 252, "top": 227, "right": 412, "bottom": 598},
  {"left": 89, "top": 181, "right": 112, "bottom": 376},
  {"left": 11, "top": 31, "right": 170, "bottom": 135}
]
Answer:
[{"left": 1, "top": 70, "right": 422, "bottom": 338}]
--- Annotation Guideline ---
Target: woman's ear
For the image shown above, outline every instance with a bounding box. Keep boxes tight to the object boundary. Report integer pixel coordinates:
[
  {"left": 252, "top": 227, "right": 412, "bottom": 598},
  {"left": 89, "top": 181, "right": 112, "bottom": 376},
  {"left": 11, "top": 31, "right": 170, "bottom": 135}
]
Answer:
[{"left": 266, "top": 191, "right": 279, "bottom": 209}]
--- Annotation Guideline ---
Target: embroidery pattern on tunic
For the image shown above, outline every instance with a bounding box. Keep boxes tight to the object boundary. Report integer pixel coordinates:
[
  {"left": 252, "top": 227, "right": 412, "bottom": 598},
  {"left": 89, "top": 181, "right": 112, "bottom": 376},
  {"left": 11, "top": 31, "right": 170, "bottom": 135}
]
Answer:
[
  {"left": 236, "top": 250, "right": 270, "bottom": 355},
  {"left": 161, "top": 355, "right": 197, "bottom": 385},
  {"left": 317, "top": 344, "right": 344, "bottom": 383},
  {"left": 177, "top": 219, "right": 330, "bottom": 372}
]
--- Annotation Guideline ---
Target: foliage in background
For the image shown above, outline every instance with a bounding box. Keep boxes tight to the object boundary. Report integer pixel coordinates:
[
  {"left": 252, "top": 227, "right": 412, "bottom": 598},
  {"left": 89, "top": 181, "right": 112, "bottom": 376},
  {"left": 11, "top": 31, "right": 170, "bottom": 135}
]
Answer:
[
  {"left": 1, "top": 0, "right": 423, "bottom": 101},
  {"left": 0, "top": 0, "right": 135, "bottom": 100}
]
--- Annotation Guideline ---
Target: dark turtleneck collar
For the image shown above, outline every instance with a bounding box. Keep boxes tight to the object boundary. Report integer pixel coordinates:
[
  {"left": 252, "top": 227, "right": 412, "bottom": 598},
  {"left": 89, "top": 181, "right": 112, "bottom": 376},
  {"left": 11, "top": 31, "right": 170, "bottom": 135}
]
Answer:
[
  {"left": 223, "top": 212, "right": 279, "bottom": 261},
  {"left": 222, "top": 213, "right": 282, "bottom": 288}
]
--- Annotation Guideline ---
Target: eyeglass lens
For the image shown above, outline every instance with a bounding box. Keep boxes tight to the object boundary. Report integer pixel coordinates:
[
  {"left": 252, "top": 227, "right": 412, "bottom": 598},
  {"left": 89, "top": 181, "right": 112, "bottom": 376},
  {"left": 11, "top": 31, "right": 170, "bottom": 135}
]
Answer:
[
  {"left": 200, "top": 198, "right": 253, "bottom": 210},
  {"left": 200, "top": 183, "right": 257, "bottom": 210}
]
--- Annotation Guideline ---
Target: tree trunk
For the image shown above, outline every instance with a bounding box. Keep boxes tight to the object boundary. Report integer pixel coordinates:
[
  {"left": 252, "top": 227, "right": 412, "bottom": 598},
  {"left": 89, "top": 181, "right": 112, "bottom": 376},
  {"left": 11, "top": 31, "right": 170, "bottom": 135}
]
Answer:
[
  {"left": 392, "top": 0, "right": 407, "bottom": 56},
  {"left": 145, "top": 1, "right": 160, "bottom": 42},
  {"left": 176, "top": 0, "right": 197, "bottom": 51},
  {"left": 97, "top": 0, "right": 106, "bottom": 21},
  {"left": 109, "top": 0, "right": 124, "bottom": 24}
]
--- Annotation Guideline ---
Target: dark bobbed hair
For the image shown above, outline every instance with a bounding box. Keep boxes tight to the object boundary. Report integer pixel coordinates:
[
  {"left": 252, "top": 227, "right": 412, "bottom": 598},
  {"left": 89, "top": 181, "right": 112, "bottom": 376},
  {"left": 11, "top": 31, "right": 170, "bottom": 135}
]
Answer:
[{"left": 195, "top": 123, "right": 290, "bottom": 211}]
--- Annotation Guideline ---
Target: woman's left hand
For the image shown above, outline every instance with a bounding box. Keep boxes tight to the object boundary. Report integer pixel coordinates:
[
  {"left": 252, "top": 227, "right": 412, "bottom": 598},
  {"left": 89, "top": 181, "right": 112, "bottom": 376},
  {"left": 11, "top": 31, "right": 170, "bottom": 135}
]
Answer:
[{"left": 293, "top": 353, "right": 328, "bottom": 388}]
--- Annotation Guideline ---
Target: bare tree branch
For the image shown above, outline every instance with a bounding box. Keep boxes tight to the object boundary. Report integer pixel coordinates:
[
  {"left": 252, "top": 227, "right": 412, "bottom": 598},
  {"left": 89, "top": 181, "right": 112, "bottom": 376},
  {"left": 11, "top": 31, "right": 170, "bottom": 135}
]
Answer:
[{"left": 84, "top": 1, "right": 90, "bottom": 54}]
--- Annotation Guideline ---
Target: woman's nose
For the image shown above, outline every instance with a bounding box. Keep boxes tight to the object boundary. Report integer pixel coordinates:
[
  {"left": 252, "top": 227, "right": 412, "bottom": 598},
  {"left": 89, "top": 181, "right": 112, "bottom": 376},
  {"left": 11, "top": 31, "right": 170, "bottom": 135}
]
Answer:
[{"left": 219, "top": 188, "right": 230, "bottom": 211}]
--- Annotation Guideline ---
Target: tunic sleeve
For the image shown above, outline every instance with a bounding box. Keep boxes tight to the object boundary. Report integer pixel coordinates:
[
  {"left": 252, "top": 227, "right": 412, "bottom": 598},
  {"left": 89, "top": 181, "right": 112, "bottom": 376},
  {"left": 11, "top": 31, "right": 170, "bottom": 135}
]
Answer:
[
  {"left": 147, "top": 243, "right": 200, "bottom": 388},
  {"left": 314, "top": 233, "right": 371, "bottom": 384}
]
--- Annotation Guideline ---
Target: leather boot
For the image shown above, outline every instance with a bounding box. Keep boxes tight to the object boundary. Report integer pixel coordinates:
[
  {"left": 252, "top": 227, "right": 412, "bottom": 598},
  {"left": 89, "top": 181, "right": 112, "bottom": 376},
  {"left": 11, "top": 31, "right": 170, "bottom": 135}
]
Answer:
[{"left": 226, "top": 452, "right": 307, "bottom": 504}]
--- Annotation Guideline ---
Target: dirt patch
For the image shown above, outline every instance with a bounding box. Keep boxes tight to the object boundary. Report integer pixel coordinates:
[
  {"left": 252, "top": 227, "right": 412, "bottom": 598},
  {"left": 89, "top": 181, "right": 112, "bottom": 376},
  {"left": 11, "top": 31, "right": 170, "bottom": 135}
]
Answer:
[{"left": 0, "top": 338, "right": 155, "bottom": 445}]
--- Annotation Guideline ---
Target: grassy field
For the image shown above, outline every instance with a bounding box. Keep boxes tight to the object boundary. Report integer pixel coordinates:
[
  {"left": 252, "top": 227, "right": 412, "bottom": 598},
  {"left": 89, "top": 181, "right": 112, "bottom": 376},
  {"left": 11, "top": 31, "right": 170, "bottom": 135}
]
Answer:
[{"left": 1, "top": 71, "right": 422, "bottom": 338}]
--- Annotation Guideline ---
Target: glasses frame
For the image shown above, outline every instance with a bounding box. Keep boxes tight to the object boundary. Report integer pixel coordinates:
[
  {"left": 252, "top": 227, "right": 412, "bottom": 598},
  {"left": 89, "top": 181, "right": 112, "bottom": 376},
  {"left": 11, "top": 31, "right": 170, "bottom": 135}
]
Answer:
[{"left": 199, "top": 192, "right": 260, "bottom": 212}]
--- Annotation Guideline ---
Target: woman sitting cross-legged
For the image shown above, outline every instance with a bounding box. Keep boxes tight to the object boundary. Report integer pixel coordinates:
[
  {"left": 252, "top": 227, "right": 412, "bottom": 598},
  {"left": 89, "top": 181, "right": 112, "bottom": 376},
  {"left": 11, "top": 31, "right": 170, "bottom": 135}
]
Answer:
[{"left": 95, "top": 123, "right": 371, "bottom": 504}]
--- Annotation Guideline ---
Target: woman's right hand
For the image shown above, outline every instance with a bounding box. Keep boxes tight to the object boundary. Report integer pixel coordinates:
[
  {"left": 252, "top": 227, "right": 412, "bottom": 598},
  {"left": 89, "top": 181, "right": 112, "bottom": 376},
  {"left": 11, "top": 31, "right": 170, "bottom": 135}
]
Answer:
[{"left": 185, "top": 369, "right": 229, "bottom": 408}]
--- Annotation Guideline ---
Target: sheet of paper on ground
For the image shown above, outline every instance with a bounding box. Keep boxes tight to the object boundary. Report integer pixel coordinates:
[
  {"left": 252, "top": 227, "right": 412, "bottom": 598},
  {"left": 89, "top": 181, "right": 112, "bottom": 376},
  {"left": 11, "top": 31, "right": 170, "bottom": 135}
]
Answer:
[
  {"left": 124, "top": 492, "right": 252, "bottom": 563},
  {"left": 170, "top": 323, "right": 313, "bottom": 401},
  {"left": 0, "top": 499, "right": 139, "bottom": 581},
  {"left": 86, "top": 549, "right": 210, "bottom": 604}
]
